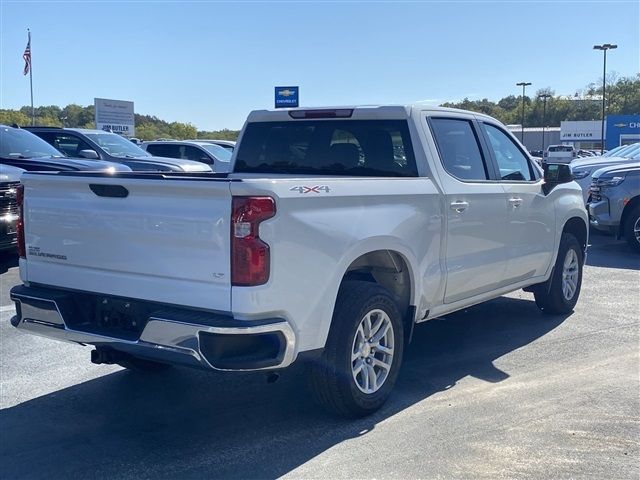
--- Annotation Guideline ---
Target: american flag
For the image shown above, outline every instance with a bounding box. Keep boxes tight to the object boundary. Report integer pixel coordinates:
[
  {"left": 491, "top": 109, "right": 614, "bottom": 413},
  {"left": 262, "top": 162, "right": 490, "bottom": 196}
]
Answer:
[{"left": 23, "top": 31, "right": 31, "bottom": 76}]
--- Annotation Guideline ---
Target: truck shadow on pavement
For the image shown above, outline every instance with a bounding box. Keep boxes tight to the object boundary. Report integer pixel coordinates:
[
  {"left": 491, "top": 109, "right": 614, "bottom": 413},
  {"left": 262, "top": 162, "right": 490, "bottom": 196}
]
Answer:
[
  {"left": 0, "top": 296, "right": 568, "bottom": 479},
  {"left": 0, "top": 252, "right": 18, "bottom": 275},
  {"left": 585, "top": 229, "right": 640, "bottom": 270}
]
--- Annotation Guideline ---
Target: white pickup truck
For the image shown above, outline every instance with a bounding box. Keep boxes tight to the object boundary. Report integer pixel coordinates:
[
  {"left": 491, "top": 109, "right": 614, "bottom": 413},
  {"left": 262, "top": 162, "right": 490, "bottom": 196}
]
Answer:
[{"left": 11, "top": 105, "right": 588, "bottom": 417}]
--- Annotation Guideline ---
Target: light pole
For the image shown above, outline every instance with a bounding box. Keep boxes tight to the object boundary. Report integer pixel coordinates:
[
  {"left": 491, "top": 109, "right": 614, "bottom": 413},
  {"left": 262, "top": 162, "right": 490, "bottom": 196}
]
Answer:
[
  {"left": 538, "top": 93, "right": 552, "bottom": 154},
  {"left": 593, "top": 43, "right": 617, "bottom": 154},
  {"left": 516, "top": 82, "right": 532, "bottom": 143}
]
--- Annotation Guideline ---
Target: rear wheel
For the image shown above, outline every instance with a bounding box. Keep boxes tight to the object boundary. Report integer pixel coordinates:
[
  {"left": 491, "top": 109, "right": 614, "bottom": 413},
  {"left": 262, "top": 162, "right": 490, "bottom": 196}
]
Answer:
[
  {"left": 534, "top": 233, "right": 583, "bottom": 314},
  {"left": 310, "top": 281, "right": 404, "bottom": 417},
  {"left": 623, "top": 206, "right": 640, "bottom": 253}
]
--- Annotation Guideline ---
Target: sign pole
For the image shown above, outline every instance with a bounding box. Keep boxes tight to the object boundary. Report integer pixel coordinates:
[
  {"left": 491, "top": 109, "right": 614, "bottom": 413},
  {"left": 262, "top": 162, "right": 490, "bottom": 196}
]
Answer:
[{"left": 28, "top": 30, "right": 34, "bottom": 125}]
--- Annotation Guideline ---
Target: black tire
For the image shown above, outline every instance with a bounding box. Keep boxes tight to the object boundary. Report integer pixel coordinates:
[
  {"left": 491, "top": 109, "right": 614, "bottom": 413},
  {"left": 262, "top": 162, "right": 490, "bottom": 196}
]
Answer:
[
  {"left": 310, "top": 281, "right": 404, "bottom": 418},
  {"left": 623, "top": 206, "right": 640, "bottom": 253},
  {"left": 534, "top": 233, "right": 583, "bottom": 315},
  {"left": 117, "top": 356, "right": 172, "bottom": 373}
]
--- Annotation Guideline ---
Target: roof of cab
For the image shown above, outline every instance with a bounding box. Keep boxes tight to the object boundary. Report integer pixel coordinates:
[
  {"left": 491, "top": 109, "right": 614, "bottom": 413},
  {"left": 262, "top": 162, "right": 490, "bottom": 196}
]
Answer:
[{"left": 247, "top": 104, "right": 495, "bottom": 122}]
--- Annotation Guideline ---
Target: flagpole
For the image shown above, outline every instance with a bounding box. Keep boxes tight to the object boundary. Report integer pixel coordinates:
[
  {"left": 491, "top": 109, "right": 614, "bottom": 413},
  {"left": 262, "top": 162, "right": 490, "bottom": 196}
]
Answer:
[{"left": 28, "top": 29, "right": 34, "bottom": 125}]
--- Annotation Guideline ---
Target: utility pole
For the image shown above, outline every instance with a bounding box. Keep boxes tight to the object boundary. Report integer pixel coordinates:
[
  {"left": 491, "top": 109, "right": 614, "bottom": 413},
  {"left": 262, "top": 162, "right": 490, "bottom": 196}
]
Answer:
[
  {"left": 538, "top": 93, "right": 552, "bottom": 154},
  {"left": 593, "top": 44, "right": 617, "bottom": 154},
  {"left": 516, "top": 82, "right": 532, "bottom": 144}
]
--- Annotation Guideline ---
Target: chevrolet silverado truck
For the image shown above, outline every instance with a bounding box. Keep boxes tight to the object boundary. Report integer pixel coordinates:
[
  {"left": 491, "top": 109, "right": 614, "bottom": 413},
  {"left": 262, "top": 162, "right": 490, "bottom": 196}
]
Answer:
[{"left": 10, "top": 106, "right": 588, "bottom": 417}]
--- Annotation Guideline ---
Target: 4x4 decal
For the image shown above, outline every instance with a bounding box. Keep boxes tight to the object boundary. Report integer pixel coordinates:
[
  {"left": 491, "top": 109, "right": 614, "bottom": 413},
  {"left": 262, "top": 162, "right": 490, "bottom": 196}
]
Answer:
[{"left": 289, "top": 185, "right": 331, "bottom": 194}]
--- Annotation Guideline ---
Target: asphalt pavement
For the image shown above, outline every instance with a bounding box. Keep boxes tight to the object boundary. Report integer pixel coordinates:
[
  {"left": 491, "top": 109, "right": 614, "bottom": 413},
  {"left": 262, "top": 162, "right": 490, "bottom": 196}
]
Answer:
[{"left": 1, "top": 232, "right": 638, "bottom": 479}]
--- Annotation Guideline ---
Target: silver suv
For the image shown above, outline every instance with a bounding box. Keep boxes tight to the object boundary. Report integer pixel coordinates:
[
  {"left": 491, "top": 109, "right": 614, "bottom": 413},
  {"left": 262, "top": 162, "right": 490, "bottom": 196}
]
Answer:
[{"left": 588, "top": 161, "right": 640, "bottom": 252}]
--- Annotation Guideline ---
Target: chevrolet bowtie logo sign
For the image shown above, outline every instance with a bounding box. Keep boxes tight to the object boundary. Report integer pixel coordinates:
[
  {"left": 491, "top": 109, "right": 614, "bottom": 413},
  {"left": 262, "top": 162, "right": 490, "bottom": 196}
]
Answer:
[
  {"left": 614, "top": 123, "right": 627, "bottom": 128},
  {"left": 275, "top": 86, "right": 299, "bottom": 108}
]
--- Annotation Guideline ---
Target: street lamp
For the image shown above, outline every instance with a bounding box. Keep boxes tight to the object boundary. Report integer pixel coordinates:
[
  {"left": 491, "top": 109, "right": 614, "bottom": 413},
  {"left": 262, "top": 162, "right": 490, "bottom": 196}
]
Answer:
[
  {"left": 538, "top": 93, "right": 552, "bottom": 154},
  {"left": 516, "top": 82, "right": 532, "bottom": 143},
  {"left": 593, "top": 43, "right": 617, "bottom": 154}
]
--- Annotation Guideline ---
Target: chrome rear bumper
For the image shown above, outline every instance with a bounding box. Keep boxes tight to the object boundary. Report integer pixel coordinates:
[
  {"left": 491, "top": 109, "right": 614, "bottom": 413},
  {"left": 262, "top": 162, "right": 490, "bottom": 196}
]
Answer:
[{"left": 10, "top": 285, "right": 296, "bottom": 371}]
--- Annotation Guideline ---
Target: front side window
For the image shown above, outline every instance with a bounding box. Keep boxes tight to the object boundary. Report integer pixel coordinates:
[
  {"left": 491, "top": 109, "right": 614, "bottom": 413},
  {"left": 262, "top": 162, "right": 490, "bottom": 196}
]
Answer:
[
  {"left": 182, "top": 145, "right": 208, "bottom": 162},
  {"left": 48, "top": 134, "right": 92, "bottom": 158},
  {"left": 235, "top": 120, "right": 417, "bottom": 177},
  {"left": 482, "top": 123, "right": 534, "bottom": 181},
  {"left": 202, "top": 143, "right": 232, "bottom": 161},
  {"left": 429, "top": 118, "right": 488, "bottom": 181}
]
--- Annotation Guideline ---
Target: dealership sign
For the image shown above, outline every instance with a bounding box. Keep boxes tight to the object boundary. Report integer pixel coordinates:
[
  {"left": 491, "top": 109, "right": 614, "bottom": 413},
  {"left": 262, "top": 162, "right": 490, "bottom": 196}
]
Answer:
[
  {"left": 94, "top": 98, "right": 135, "bottom": 136},
  {"left": 275, "top": 86, "right": 299, "bottom": 108},
  {"left": 560, "top": 120, "right": 601, "bottom": 141},
  {"left": 605, "top": 114, "right": 640, "bottom": 149}
]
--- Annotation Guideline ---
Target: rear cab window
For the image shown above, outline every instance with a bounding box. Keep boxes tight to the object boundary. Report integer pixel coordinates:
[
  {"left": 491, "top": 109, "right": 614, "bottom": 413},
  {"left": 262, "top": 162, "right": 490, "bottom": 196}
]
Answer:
[{"left": 234, "top": 120, "right": 417, "bottom": 177}]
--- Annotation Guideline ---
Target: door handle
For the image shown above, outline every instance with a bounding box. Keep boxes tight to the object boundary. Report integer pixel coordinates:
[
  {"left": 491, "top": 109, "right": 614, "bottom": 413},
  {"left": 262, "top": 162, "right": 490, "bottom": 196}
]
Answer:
[
  {"left": 508, "top": 197, "right": 523, "bottom": 208},
  {"left": 450, "top": 201, "right": 469, "bottom": 213}
]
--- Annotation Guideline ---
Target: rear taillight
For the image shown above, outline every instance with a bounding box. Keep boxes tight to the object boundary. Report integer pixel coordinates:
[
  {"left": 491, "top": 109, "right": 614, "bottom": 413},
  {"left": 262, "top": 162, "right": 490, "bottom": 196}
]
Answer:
[
  {"left": 16, "top": 184, "right": 26, "bottom": 258},
  {"left": 231, "top": 197, "right": 275, "bottom": 286}
]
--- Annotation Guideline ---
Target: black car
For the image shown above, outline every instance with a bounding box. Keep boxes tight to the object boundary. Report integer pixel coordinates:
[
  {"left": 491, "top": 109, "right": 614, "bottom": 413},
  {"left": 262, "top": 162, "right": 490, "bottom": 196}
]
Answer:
[
  {"left": 0, "top": 164, "right": 23, "bottom": 252},
  {"left": 25, "top": 127, "right": 211, "bottom": 172},
  {"left": 1, "top": 125, "right": 130, "bottom": 173}
]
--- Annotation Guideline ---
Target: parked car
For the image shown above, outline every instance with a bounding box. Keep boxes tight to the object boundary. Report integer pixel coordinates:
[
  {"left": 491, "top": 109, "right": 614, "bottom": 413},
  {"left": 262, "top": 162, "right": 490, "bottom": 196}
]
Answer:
[
  {"left": 577, "top": 149, "right": 595, "bottom": 157},
  {"left": 544, "top": 144, "right": 577, "bottom": 164},
  {"left": 10, "top": 105, "right": 588, "bottom": 417},
  {"left": 0, "top": 164, "right": 24, "bottom": 252},
  {"left": 588, "top": 162, "right": 640, "bottom": 251},
  {"left": 193, "top": 139, "right": 236, "bottom": 152},
  {"left": 25, "top": 127, "right": 212, "bottom": 173},
  {"left": 141, "top": 140, "right": 232, "bottom": 173},
  {"left": 602, "top": 143, "right": 639, "bottom": 158},
  {"left": 572, "top": 152, "right": 639, "bottom": 204},
  {"left": 1, "top": 125, "right": 130, "bottom": 173}
]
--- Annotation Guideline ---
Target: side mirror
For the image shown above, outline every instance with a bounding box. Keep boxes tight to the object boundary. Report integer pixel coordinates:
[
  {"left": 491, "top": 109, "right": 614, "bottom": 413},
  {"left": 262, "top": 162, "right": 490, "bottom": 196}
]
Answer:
[
  {"left": 78, "top": 149, "right": 99, "bottom": 160},
  {"left": 543, "top": 163, "right": 573, "bottom": 195},
  {"left": 200, "top": 156, "right": 213, "bottom": 164}
]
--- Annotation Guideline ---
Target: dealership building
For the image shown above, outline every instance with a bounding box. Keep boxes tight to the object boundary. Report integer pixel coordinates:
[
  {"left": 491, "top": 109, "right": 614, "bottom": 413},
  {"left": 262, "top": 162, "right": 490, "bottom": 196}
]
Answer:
[{"left": 509, "top": 114, "right": 639, "bottom": 153}]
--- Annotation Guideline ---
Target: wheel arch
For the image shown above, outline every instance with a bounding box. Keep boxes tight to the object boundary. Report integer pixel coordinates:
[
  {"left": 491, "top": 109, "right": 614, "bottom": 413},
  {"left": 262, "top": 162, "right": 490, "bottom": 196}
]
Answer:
[
  {"left": 562, "top": 216, "right": 588, "bottom": 258},
  {"left": 337, "top": 246, "right": 419, "bottom": 341},
  {"left": 619, "top": 195, "right": 640, "bottom": 239}
]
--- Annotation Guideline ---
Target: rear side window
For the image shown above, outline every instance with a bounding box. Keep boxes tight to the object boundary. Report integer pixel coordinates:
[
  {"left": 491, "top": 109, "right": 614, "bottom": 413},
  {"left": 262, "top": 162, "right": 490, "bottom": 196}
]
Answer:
[
  {"left": 429, "top": 118, "right": 488, "bottom": 181},
  {"left": 146, "top": 144, "right": 180, "bottom": 158},
  {"left": 235, "top": 120, "right": 417, "bottom": 176}
]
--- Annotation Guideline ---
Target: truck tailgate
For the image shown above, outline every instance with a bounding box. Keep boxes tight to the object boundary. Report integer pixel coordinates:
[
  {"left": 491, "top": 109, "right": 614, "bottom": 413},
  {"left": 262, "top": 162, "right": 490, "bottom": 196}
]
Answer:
[{"left": 21, "top": 174, "right": 232, "bottom": 311}]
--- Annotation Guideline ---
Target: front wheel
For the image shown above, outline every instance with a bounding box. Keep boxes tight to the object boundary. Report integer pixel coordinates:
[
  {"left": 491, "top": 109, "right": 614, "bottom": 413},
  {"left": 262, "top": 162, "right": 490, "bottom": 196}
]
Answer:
[
  {"left": 310, "top": 281, "right": 404, "bottom": 417},
  {"left": 623, "top": 206, "right": 640, "bottom": 253},
  {"left": 534, "top": 233, "right": 583, "bottom": 314}
]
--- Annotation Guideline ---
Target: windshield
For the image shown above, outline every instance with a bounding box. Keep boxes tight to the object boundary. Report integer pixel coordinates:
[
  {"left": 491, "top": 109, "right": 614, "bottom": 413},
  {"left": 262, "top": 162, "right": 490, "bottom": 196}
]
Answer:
[
  {"left": 84, "top": 132, "right": 150, "bottom": 158},
  {"left": 0, "top": 127, "right": 64, "bottom": 158},
  {"left": 548, "top": 146, "right": 573, "bottom": 152},
  {"left": 202, "top": 143, "right": 232, "bottom": 161}
]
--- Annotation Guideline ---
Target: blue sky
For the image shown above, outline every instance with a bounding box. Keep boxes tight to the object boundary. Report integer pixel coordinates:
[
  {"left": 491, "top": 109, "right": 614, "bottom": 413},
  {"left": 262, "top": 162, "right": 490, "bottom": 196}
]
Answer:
[{"left": 1, "top": 1, "right": 639, "bottom": 130}]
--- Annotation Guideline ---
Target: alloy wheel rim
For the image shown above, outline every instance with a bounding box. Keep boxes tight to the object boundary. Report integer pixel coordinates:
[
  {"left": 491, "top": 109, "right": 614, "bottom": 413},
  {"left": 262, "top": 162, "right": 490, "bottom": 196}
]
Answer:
[
  {"left": 561, "top": 249, "right": 579, "bottom": 301},
  {"left": 634, "top": 217, "right": 640, "bottom": 244},
  {"left": 351, "top": 309, "right": 395, "bottom": 394}
]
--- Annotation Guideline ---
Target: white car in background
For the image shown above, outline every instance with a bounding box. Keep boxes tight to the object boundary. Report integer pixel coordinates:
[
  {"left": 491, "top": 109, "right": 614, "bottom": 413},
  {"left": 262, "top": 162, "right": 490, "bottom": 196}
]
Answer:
[
  {"left": 545, "top": 145, "right": 576, "bottom": 164},
  {"left": 194, "top": 139, "right": 236, "bottom": 152},
  {"left": 141, "top": 140, "right": 232, "bottom": 173}
]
